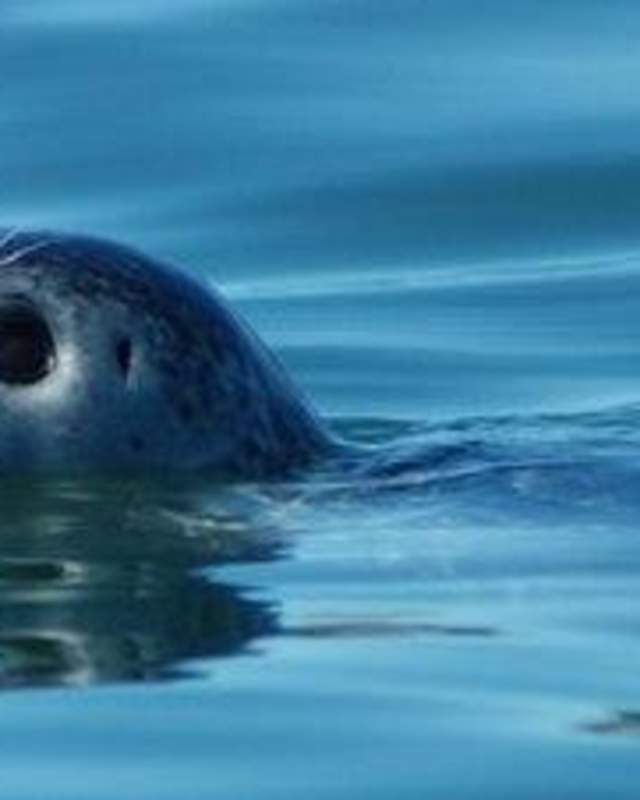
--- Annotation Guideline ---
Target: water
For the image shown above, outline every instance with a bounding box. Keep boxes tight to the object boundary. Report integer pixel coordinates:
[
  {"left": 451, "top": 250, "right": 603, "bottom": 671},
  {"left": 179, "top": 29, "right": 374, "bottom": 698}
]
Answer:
[{"left": 1, "top": 1, "right": 640, "bottom": 797}]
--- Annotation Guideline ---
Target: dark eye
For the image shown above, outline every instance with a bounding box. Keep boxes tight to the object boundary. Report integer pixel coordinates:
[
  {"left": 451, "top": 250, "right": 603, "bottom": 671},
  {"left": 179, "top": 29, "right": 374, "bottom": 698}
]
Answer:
[{"left": 0, "top": 301, "right": 56, "bottom": 385}]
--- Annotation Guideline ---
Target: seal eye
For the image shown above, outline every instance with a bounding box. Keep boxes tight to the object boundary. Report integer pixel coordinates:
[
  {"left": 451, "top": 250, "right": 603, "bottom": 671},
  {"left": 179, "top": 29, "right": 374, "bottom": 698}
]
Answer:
[{"left": 0, "top": 302, "right": 56, "bottom": 385}]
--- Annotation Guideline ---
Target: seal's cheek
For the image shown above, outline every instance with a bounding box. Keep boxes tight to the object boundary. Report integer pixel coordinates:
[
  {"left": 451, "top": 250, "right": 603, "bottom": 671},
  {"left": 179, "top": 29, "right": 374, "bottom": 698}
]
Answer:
[{"left": 0, "top": 299, "right": 56, "bottom": 386}]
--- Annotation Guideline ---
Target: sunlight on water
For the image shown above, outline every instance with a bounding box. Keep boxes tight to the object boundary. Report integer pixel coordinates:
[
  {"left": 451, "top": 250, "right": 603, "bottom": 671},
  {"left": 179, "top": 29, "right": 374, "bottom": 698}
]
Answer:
[{"left": 223, "top": 249, "right": 640, "bottom": 300}]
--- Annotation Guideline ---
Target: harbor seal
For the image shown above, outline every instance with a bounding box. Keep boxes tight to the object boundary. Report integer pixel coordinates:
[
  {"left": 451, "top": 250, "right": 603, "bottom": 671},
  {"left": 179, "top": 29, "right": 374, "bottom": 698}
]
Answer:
[{"left": 0, "top": 228, "right": 332, "bottom": 475}]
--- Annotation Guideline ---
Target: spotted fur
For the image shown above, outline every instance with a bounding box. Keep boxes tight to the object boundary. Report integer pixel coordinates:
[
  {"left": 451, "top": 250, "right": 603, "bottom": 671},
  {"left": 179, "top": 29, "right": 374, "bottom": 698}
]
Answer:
[{"left": 0, "top": 229, "right": 332, "bottom": 475}]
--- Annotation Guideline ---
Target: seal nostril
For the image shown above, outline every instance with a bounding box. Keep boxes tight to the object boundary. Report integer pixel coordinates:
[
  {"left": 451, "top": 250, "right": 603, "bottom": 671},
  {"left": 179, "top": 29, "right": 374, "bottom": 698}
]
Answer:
[
  {"left": 115, "top": 337, "right": 132, "bottom": 379},
  {"left": 0, "top": 300, "right": 55, "bottom": 386}
]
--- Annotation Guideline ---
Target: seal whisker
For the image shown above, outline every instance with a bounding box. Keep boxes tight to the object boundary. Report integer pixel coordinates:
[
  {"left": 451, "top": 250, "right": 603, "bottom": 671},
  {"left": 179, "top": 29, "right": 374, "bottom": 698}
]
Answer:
[
  {"left": 0, "top": 237, "right": 54, "bottom": 268},
  {"left": 0, "top": 227, "right": 22, "bottom": 254}
]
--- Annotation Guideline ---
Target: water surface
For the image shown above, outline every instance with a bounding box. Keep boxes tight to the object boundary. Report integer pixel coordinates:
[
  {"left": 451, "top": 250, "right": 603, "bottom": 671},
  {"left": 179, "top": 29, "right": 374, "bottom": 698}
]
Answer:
[{"left": 1, "top": 2, "right": 640, "bottom": 798}]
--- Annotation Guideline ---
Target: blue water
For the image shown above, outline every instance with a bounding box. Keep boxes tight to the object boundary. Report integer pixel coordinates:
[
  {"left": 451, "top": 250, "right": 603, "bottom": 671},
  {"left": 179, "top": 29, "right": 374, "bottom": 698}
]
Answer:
[{"left": 2, "top": 1, "right": 640, "bottom": 797}]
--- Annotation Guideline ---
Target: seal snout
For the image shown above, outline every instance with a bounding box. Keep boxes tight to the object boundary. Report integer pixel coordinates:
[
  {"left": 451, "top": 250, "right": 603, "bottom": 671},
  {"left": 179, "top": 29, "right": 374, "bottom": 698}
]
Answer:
[{"left": 0, "top": 297, "right": 56, "bottom": 386}]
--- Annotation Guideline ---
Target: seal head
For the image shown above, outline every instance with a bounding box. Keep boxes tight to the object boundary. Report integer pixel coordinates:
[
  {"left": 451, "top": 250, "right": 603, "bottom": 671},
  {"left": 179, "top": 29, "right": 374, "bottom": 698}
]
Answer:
[{"left": 0, "top": 229, "right": 331, "bottom": 475}]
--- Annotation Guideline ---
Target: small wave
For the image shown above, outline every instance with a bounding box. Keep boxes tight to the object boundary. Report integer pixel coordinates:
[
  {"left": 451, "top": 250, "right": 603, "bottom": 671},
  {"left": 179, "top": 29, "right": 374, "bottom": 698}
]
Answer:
[{"left": 222, "top": 250, "right": 640, "bottom": 303}]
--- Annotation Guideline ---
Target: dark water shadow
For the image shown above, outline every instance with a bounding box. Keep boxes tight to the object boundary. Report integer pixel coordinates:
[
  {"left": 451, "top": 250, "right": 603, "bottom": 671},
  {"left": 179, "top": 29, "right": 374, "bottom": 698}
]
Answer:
[
  {"left": 283, "top": 619, "right": 498, "bottom": 640},
  {"left": 582, "top": 710, "right": 640, "bottom": 738},
  {"left": 0, "top": 476, "right": 283, "bottom": 689}
]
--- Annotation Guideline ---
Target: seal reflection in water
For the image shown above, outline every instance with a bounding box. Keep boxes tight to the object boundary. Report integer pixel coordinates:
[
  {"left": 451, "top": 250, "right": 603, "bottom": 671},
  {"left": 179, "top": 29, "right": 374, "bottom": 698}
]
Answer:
[
  {"left": 0, "top": 477, "right": 281, "bottom": 687},
  {"left": 0, "top": 229, "right": 331, "bottom": 475}
]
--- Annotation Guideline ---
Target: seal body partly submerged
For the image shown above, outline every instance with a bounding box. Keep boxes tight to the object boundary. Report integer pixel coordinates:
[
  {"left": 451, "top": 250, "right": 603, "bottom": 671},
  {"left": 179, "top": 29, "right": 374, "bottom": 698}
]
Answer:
[{"left": 0, "top": 229, "right": 332, "bottom": 475}]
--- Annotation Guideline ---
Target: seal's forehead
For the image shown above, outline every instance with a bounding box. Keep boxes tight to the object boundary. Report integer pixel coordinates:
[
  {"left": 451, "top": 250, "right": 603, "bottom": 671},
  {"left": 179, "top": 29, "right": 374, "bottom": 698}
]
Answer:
[
  {"left": 0, "top": 228, "right": 55, "bottom": 267},
  {"left": 0, "top": 229, "right": 203, "bottom": 309},
  {"left": 0, "top": 228, "right": 247, "bottom": 363},
  {"left": 1, "top": 229, "right": 158, "bottom": 280}
]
